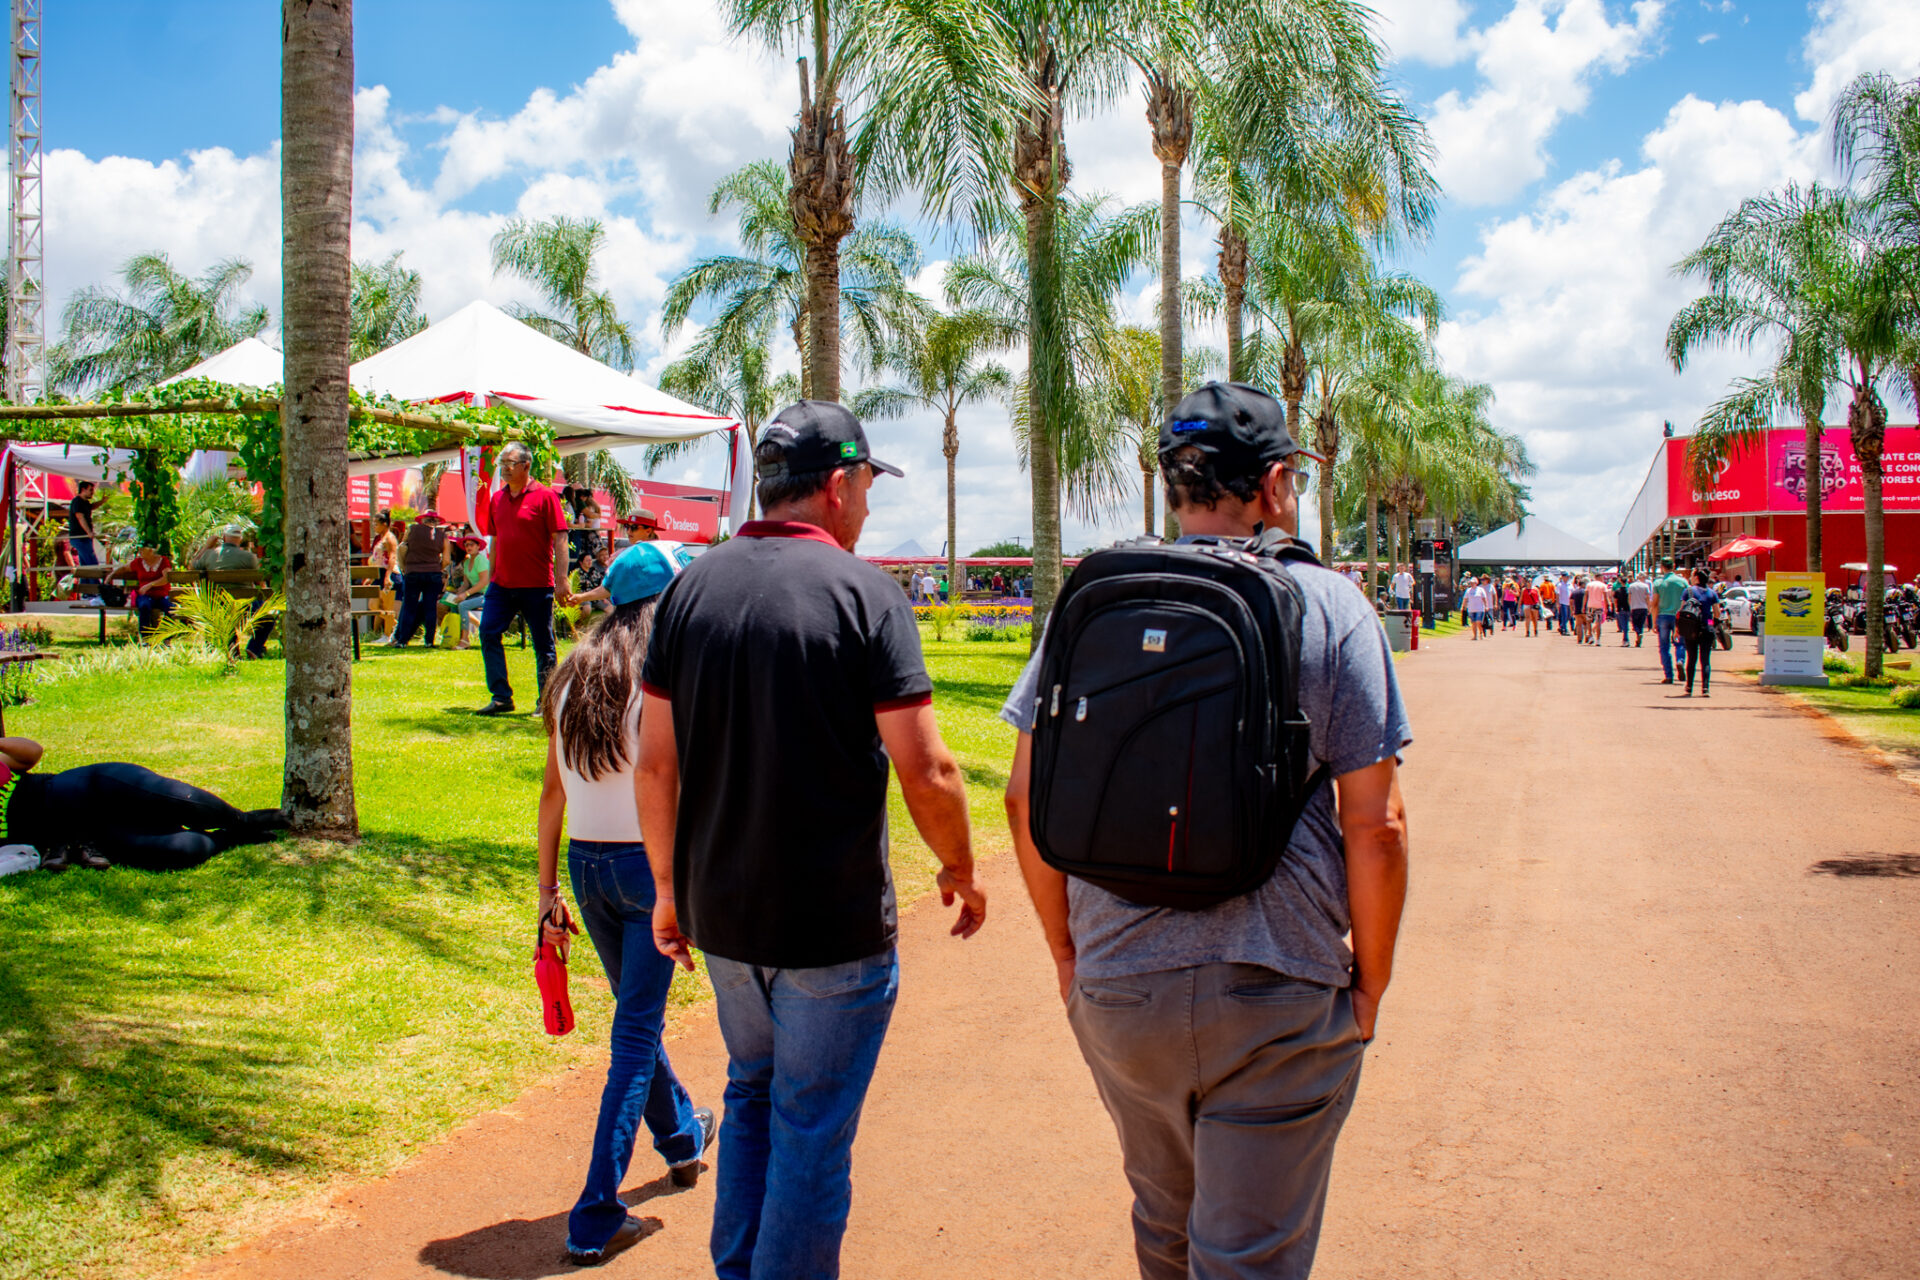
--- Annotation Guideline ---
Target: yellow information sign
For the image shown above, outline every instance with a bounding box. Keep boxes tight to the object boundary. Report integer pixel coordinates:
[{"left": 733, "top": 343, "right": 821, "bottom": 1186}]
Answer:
[{"left": 1764, "top": 572, "right": 1824, "bottom": 638}]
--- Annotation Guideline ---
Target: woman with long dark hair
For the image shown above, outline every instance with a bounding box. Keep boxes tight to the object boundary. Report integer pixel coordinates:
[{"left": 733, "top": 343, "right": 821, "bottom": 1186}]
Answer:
[
  {"left": 536, "top": 541, "right": 712, "bottom": 1267},
  {"left": 1679, "top": 567, "right": 1723, "bottom": 697}
]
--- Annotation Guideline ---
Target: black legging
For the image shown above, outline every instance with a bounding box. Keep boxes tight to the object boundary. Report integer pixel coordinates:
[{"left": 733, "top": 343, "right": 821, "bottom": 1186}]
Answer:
[
  {"left": 31, "top": 763, "right": 270, "bottom": 870},
  {"left": 1684, "top": 632, "right": 1713, "bottom": 692}
]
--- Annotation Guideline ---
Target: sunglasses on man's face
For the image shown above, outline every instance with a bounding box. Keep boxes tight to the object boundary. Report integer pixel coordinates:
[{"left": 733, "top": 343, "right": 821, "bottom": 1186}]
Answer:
[{"left": 1280, "top": 466, "right": 1313, "bottom": 496}]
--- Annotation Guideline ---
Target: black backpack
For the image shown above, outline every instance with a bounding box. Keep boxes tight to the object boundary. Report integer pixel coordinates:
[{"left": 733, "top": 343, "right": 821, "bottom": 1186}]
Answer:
[
  {"left": 1675, "top": 593, "right": 1706, "bottom": 638},
  {"left": 1028, "top": 532, "right": 1328, "bottom": 910}
]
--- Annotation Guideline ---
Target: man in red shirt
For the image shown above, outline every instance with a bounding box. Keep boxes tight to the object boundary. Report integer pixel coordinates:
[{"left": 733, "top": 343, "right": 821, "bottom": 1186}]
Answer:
[{"left": 475, "top": 441, "right": 572, "bottom": 715}]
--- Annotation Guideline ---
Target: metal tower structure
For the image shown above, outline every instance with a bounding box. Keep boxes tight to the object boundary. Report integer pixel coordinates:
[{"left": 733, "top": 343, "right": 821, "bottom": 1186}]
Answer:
[{"left": 4, "top": 0, "right": 41, "bottom": 404}]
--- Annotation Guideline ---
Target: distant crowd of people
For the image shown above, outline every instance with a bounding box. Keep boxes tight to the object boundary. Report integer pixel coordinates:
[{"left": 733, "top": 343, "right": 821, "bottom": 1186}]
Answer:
[{"left": 1454, "top": 559, "right": 1726, "bottom": 695}]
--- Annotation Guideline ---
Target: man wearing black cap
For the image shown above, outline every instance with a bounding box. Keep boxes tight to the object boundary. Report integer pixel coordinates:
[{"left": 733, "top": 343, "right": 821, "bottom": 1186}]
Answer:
[
  {"left": 1002, "top": 382, "right": 1412, "bottom": 1280},
  {"left": 634, "top": 400, "right": 986, "bottom": 1280}
]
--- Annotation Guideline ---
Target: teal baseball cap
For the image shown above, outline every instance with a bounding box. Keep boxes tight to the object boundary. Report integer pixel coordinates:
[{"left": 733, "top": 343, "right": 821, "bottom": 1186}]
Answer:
[{"left": 603, "top": 541, "right": 694, "bottom": 606}]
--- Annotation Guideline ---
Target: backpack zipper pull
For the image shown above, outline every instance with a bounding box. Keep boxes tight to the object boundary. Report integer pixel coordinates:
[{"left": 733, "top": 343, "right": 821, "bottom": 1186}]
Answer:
[
  {"left": 1049, "top": 684, "right": 1061, "bottom": 717},
  {"left": 1076, "top": 696, "right": 1088, "bottom": 722}
]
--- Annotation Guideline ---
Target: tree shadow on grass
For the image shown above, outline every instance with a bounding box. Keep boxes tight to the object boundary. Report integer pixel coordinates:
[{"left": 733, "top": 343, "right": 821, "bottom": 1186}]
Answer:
[
  {"left": 0, "top": 930, "right": 318, "bottom": 1279},
  {"left": 0, "top": 826, "right": 540, "bottom": 1276},
  {"left": 932, "top": 676, "right": 1021, "bottom": 716}
]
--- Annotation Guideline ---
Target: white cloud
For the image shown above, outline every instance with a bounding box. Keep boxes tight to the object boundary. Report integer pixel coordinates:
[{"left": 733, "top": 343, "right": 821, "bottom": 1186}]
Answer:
[
  {"left": 1367, "top": 0, "right": 1474, "bottom": 66},
  {"left": 1438, "top": 94, "right": 1820, "bottom": 546},
  {"left": 1428, "top": 0, "right": 1666, "bottom": 207},
  {"left": 1793, "top": 0, "right": 1920, "bottom": 125},
  {"left": 1698, "top": 32, "right": 1718, "bottom": 44}
]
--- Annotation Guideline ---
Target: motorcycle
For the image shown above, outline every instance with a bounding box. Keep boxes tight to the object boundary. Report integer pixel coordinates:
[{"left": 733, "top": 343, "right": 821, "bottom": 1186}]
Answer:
[
  {"left": 1825, "top": 590, "right": 1850, "bottom": 652},
  {"left": 1714, "top": 611, "right": 1734, "bottom": 651}
]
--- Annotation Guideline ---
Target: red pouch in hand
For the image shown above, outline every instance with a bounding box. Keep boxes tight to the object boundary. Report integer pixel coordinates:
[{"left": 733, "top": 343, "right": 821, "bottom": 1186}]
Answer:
[{"left": 535, "top": 913, "right": 575, "bottom": 1036}]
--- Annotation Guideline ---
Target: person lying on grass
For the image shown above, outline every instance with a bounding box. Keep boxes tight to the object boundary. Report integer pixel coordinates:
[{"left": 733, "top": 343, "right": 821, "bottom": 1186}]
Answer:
[{"left": 0, "top": 736, "right": 289, "bottom": 872}]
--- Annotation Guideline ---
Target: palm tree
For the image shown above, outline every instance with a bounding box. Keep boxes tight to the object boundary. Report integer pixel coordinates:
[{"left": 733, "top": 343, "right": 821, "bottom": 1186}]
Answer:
[
  {"left": 1142, "top": 0, "right": 1434, "bottom": 439},
  {"left": 48, "top": 252, "right": 270, "bottom": 394},
  {"left": 662, "top": 161, "right": 929, "bottom": 400},
  {"left": 722, "top": 0, "right": 1026, "bottom": 403},
  {"left": 656, "top": 339, "right": 800, "bottom": 519},
  {"left": 1248, "top": 232, "right": 1439, "bottom": 554},
  {"left": 490, "top": 215, "right": 636, "bottom": 369},
  {"left": 1834, "top": 72, "right": 1920, "bottom": 447},
  {"left": 491, "top": 215, "right": 643, "bottom": 507},
  {"left": 949, "top": 194, "right": 1159, "bottom": 558},
  {"left": 350, "top": 251, "right": 428, "bottom": 360},
  {"left": 850, "top": 308, "right": 1015, "bottom": 592},
  {"left": 279, "top": 0, "right": 357, "bottom": 838},
  {"left": 1668, "top": 184, "right": 1845, "bottom": 575},
  {"left": 1107, "top": 324, "right": 1218, "bottom": 537}
]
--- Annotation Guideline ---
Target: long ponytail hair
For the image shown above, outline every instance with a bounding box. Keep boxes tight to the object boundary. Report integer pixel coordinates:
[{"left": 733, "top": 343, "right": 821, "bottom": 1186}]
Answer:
[{"left": 540, "top": 598, "right": 658, "bottom": 780}]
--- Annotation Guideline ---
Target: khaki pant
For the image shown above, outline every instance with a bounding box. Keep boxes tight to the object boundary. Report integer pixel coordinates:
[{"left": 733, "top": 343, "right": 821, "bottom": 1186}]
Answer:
[{"left": 1067, "top": 964, "right": 1365, "bottom": 1280}]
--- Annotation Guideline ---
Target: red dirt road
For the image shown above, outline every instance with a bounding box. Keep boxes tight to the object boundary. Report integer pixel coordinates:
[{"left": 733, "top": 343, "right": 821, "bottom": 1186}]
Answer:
[{"left": 182, "top": 630, "right": 1920, "bottom": 1279}]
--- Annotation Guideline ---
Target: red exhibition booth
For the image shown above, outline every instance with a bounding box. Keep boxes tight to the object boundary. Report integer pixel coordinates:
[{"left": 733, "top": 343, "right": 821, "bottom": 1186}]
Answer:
[{"left": 1618, "top": 425, "right": 1920, "bottom": 580}]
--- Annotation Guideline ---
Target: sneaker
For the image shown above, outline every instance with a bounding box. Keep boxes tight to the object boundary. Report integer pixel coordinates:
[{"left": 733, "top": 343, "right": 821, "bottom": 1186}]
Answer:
[
  {"left": 1660, "top": 677, "right": 1674, "bottom": 684},
  {"left": 474, "top": 699, "right": 515, "bottom": 716},
  {"left": 566, "top": 1214, "right": 647, "bottom": 1267},
  {"left": 670, "top": 1107, "right": 717, "bottom": 1189}
]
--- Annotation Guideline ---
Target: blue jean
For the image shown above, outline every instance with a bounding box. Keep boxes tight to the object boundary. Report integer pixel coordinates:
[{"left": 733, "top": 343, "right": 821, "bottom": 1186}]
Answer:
[
  {"left": 72, "top": 536, "right": 99, "bottom": 567},
  {"left": 565, "top": 838, "right": 702, "bottom": 1255},
  {"left": 707, "top": 950, "right": 899, "bottom": 1280},
  {"left": 393, "top": 570, "right": 443, "bottom": 644},
  {"left": 477, "top": 583, "right": 555, "bottom": 703},
  {"left": 1556, "top": 603, "right": 1571, "bottom": 633},
  {"left": 1656, "top": 614, "right": 1680, "bottom": 678}
]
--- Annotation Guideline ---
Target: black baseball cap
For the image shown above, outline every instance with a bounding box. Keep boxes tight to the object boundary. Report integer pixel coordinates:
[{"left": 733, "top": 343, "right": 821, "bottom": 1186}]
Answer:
[
  {"left": 1158, "top": 381, "right": 1326, "bottom": 475},
  {"left": 756, "top": 400, "right": 903, "bottom": 481}
]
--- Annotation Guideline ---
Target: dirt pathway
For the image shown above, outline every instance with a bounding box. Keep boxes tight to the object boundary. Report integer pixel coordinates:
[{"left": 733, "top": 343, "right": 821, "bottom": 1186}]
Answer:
[{"left": 182, "top": 629, "right": 1920, "bottom": 1279}]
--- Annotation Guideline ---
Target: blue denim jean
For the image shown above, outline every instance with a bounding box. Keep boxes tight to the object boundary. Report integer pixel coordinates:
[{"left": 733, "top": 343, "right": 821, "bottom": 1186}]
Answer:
[
  {"left": 1556, "top": 603, "right": 1571, "bottom": 634},
  {"left": 707, "top": 950, "right": 899, "bottom": 1280},
  {"left": 72, "top": 536, "right": 99, "bottom": 567},
  {"left": 392, "top": 570, "right": 443, "bottom": 644},
  {"left": 1657, "top": 614, "right": 1680, "bottom": 679},
  {"left": 477, "top": 583, "right": 555, "bottom": 703},
  {"left": 565, "top": 838, "right": 702, "bottom": 1256}
]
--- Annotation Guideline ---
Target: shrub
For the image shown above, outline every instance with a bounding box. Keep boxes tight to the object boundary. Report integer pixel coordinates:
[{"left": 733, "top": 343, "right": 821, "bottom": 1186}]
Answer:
[
  {"left": 1831, "top": 673, "right": 1895, "bottom": 690},
  {"left": 925, "top": 604, "right": 964, "bottom": 642},
  {"left": 147, "top": 585, "right": 287, "bottom": 674},
  {"left": 966, "top": 622, "right": 1032, "bottom": 643},
  {"left": 39, "top": 641, "right": 225, "bottom": 684},
  {"left": 1891, "top": 684, "right": 1920, "bottom": 709},
  {"left": 1824, "top": 649, "right": 1859, "bottom": 674}
]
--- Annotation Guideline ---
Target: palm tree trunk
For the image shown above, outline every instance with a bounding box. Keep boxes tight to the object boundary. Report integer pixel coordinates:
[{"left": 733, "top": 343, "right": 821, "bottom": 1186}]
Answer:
[
  {"left": 1386, "top": 504, "right": 1399, "bottom": 589},
  {"left": 944, "top": 411, "right": 959, "bottom": 602},
  {"left": 1365, "top": 485, "right": 1379, "bottom": 600},
  {"left": 792, "top": 311, "right": 810, "bottom": 402},
  {"left": 1803, "top": 409, "right": 1823, "bottom": 575},
  {"left": 1149, "top": 72, "right": 1191, "bottom": 437},
  {"left": 1026, "top": 190, "right": 1064, "bottom": 646},
  {"left": 790, "top": 59, "right": 854, "bottom": 403},
  {"left": 1142, "top": 457, "right": 1154, "bottom": 536},
  {"left": 1219, "top": 226, "right": 1247, "bottom": 382},
  {"left": 1315, "top": 408, "right": 1338, "bottom": 557},
  {"left": 280, "top": 0, "right": 357, "bottom": 838},
  {"left": 1852, "top": 383, "right": 1888, "bottom": 678}
]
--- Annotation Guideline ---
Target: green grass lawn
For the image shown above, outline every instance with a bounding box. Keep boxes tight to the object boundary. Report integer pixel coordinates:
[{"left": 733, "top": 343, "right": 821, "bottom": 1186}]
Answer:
[{"left": 0, "top": 627, "right": 1025, "bottom": 1280}]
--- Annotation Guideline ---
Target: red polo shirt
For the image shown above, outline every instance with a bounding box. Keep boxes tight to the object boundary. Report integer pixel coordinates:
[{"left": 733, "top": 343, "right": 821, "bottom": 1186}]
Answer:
[{"left": 481, "top": 481, "right": 567, "bottom": 589}]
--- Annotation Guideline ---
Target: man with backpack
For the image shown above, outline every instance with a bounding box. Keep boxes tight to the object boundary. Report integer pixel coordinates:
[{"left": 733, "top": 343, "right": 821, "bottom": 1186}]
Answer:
[
  {"left": 1000, "top": 382, "right": 1411, "bottom": 1280},
  {"left": 1652, "top": 557, "right": 1690, "bottom": 683}
]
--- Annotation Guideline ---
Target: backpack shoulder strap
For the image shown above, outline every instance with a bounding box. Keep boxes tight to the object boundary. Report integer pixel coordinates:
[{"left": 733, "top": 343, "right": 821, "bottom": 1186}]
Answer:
[{"left": 1245, "top": 528, "right": 1324, "bottom": 567}]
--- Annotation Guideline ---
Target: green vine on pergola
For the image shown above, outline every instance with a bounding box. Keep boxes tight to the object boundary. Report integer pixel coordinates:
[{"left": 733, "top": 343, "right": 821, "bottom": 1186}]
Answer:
[{"left": 0, "top": 378, "right": 558, "bottom": 581}]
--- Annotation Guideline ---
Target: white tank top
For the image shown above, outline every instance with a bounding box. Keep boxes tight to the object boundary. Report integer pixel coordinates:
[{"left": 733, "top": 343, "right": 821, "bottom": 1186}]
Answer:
[{"left": 555, "top": 685, "right": 644, "bottom": 842}]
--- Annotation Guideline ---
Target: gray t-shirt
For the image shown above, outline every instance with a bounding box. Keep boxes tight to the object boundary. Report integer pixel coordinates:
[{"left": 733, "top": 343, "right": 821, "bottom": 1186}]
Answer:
[{"left": 1000, "top": 551, "right": 1412, "bottom": 987}]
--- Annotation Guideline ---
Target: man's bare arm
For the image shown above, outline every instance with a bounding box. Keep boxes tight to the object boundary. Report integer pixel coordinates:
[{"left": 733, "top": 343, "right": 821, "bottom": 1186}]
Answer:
[
  {"left": 1336, "top": 756, "right": 1408, "bottom": 1042},
  {"left": 1003, "top": 733, "right": 1075, "bottom": 1002},
  {"left": 877, "top": 701, "right": 984, "bottom": 938},
  {"left": 550, "top": 531, "right": 572, "bottom": 607}
]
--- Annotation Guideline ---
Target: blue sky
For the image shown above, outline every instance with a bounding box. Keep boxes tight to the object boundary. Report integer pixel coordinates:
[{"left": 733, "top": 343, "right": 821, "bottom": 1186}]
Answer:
[{"left": 34, "top": 1, "right": 1920, "bottom": 553}]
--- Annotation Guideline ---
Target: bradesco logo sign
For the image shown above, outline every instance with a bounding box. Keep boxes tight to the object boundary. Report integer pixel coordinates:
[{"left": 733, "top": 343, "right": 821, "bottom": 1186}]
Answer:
[
  {"left": 1667, "top": 440, "right": 1765, "bottom": 514},
  {"left": 651, "top": 500, "right": 720, "bottom": 541}
]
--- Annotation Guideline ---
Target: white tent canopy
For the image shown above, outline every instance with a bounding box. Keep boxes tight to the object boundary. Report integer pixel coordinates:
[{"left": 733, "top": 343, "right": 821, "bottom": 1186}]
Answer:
[
  {"left": 1457, "top": 519, "right": 1618, "bottom": 566},
  {"left": 162, "top": 336, "right": 284, "bottom": 390},
  {"left": 349, "top": 300, "right": 749, "bottom": 530}
]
